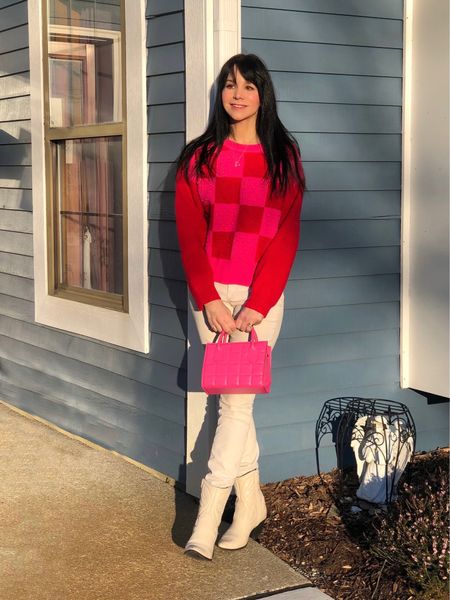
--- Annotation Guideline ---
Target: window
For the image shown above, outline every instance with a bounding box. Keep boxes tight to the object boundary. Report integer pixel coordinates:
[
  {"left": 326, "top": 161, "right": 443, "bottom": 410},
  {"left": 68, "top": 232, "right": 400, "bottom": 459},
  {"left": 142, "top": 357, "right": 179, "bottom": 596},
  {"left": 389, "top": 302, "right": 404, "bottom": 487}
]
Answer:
[
  {"left": 44, "top": 0, "right": 126, "bottom": 311},
  {"left": 29, "top": 1, "right": 148, "bottom": 351}
]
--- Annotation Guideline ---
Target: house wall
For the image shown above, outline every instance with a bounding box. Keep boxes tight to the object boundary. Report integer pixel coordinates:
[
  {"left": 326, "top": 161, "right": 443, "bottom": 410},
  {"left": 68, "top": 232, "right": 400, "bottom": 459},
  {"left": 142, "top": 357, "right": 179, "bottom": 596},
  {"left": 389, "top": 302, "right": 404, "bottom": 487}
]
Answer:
[
  {"left": 241, "top": 0, "right": 449, "bottom": 482},
  {"left": 0, "top": 0, "right": 187, "bottom": 485}
]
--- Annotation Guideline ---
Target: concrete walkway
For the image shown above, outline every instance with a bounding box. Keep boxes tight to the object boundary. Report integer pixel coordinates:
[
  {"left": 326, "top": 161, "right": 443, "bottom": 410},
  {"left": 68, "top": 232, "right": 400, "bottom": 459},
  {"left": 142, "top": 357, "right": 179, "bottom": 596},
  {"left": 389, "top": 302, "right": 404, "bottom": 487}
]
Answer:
[{"left": 0, "top": 400, "right": 333, "bottom": 600}]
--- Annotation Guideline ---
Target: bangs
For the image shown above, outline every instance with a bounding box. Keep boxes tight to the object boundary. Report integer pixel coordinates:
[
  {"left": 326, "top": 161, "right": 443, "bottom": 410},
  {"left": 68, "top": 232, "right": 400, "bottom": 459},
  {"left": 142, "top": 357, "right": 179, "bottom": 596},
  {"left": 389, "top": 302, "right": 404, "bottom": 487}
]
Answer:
[{"left": 222, "top": 56, "right": 260, "bottom": 87}]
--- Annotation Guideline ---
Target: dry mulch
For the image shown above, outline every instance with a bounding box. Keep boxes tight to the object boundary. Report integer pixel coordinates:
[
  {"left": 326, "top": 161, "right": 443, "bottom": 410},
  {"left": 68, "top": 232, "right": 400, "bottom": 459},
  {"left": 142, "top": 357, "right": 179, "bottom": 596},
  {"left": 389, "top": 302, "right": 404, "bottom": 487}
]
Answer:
[{"left": 252, "top": 447, "right": 449, "bottom": 600}]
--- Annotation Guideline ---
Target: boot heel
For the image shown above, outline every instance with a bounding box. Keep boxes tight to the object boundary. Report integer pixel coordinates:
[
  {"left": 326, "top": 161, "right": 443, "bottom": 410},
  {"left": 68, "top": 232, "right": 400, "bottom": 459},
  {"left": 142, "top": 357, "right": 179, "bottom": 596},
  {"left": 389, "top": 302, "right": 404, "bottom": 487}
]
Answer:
[{"left": 249, "top": 518, "right": 266, "bottom": 541}]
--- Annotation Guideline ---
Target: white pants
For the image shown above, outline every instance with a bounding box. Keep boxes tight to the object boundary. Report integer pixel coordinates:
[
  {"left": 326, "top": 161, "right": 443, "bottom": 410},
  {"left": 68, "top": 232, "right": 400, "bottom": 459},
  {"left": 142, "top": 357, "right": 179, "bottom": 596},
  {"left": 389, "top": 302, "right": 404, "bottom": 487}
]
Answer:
[{"left": 189, "top": 282, "right": 284, "bottom": 488}]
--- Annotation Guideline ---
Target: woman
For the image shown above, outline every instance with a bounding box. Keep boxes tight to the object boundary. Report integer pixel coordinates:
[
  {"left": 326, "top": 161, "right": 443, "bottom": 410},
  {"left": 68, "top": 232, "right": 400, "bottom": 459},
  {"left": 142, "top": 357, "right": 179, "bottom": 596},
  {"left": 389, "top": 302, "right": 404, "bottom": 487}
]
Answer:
[{"left": 175, "top": 53, "right": 306, "bottom": 561}]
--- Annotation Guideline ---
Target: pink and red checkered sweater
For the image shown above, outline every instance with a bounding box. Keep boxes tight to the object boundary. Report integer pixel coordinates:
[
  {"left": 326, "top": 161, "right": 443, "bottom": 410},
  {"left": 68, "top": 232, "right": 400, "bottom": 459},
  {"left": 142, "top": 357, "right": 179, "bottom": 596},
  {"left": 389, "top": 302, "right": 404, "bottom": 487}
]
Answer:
[{"left": 175, "top": 138, "right": 304, "bottom": 317}]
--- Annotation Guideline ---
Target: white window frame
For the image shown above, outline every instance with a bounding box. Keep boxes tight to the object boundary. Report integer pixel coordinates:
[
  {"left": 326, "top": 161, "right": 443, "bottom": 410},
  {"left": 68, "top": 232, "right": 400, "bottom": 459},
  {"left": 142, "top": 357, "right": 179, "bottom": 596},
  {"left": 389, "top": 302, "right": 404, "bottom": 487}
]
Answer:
[{"left": 28, "top": 0, "right": 149, "bottom": 353}]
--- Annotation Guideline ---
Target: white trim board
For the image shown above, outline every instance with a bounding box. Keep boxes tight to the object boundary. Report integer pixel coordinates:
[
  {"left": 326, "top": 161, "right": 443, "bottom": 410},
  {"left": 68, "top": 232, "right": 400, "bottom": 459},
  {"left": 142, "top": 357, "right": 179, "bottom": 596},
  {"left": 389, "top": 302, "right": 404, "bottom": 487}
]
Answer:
[
  {"left": 400, "top": 0, "right": 449, "bottom": 396},
  {"left": 28, "top": 0, "right": 149, "bottom": 353},
  {"left": 184, "top": 0, "right": 241, "bottom": 498}
]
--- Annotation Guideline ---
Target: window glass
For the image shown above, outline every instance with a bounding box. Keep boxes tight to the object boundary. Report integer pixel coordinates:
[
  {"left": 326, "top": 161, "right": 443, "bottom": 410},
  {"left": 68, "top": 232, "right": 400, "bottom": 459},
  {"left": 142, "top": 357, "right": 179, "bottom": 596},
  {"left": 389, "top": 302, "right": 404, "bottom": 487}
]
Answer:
[
  {"left": 47, "top": 0, "right": 122, "bottom": 127},
  {"left": 53, "top": 136, "right": 123, "bottom": 294}
]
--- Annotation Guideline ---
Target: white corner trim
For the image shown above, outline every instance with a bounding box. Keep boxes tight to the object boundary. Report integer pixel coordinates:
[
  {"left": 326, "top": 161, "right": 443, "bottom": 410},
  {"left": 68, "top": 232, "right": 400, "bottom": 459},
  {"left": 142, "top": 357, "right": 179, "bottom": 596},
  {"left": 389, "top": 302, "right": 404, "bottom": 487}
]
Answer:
[
  {"left": 28, "top": 0, "right": 149, "bottom": 353},
  {"left": 184, "top": 0, "right": 241, "bottom": 144},
  {"left": 184, "top": 0, "right": 214, "bottom": 142},
  {"left": 184, "top": 0, "right": 241, "bottom": 497},
  {"left": 213, "top": 0, "right": 241, "bottom": 74},
  {"left": 400, "top": 0, "right": 413, "bottom": 389}
]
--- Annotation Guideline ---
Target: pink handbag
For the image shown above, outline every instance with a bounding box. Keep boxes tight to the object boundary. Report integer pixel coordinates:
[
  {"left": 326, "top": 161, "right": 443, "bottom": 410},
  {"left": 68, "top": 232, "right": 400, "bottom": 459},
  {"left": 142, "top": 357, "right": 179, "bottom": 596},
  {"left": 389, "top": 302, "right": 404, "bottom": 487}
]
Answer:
[{"left": 201, "top": 329, "right": 272, "bottom": 395}]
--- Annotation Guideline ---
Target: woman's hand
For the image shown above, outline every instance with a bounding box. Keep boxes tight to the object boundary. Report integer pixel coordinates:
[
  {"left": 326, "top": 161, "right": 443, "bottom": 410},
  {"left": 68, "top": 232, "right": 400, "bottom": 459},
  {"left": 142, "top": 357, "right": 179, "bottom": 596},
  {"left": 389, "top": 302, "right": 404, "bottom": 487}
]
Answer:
[
  {"left": 235, "top": 307, "right": 264, "bottom": 332},
  {"left": 204, "top": 299, "right": 237, "bottom": 334}
]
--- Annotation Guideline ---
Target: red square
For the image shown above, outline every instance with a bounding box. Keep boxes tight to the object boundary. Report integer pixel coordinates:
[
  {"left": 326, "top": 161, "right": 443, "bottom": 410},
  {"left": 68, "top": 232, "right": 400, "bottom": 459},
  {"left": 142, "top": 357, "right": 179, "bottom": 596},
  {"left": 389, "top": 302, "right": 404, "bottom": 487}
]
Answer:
[
  {"left": 243, "top": 153, "right": 267, "bottom": 177},
  {"left": 256, "top": 235, "right": 272, "bottom": 260},
  {"left": 212, "top": 232, "right": 234, "bottom": 259},
  {"left": 236, "top": 205, "right": 264, "bottom": 233},
  {"left": 215, "top": 177, "right": 241, "bottom": 204}
]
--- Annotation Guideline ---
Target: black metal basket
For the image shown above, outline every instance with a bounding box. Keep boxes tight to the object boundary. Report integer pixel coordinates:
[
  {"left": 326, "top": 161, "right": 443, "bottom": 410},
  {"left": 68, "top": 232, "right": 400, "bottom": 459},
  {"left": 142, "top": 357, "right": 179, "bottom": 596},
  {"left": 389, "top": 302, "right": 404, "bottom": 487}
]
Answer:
[{"left": 315, "top": 396, "right": 416, "bottom": 505}]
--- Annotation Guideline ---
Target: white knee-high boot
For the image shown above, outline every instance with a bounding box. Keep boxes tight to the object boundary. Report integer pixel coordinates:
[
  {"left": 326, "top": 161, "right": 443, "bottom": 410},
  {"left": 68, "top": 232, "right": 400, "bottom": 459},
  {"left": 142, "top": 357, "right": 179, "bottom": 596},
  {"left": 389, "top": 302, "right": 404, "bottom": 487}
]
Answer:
[
  {"left": 217, "top": 468, "right": 267, "bottom": 550},
  {"left": 184, "top": 477, "right": 233, "bottom": 560}
]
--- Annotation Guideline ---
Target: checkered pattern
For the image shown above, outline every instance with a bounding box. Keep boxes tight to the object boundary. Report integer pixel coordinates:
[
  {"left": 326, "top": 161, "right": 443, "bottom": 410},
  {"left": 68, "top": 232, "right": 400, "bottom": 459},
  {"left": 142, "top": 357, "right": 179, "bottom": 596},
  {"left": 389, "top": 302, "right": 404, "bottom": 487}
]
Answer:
[
  {"left": 175, "top": 139, "right": 303, "bottom": 317},
  {"left": 198, "top": 140, "right": 282, "bottom": 286}
]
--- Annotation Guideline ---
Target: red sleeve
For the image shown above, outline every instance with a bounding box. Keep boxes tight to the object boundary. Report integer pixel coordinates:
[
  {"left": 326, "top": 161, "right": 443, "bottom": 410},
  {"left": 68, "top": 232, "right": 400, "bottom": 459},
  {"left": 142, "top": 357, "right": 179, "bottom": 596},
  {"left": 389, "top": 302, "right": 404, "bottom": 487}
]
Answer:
[
  {"left": 175, "top": 169, "right": 221, "bottom": 311},
  {"left": 244, "top": 181, "right": 303, "bottom": 317}
]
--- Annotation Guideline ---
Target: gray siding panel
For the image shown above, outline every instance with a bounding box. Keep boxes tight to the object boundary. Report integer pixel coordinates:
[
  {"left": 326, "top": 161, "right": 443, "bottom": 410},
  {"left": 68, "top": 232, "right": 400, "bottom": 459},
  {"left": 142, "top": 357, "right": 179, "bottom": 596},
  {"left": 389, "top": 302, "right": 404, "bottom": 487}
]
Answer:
[
  {"left": 0, "top": 24, "right": 28, "bottom": 53},
  {"left": 286, "top": 274, "right": 399, "bottom": 309},
  {"left": 0, "top": 165, "right": 31, "bottom": 186},
  {"left": 148, "top": 191, "right": 176, "bottom": 220},
  {"left": 281, "top": 302, "right": 399, "bottom": 338},
  {"left": 0, "top": 48, "right": 29, "bottom": 76},
  {"left": 0, "top": 96, "right": 30, "bottom": 121},
  {"left": 296, "top": 134, "right": 401, "bottom": 161},
  {"left": 147, "top": 42, "right": 184, "bottom": 76},
  {"left": 0, "top": 2, "right": 188, "bottom": 485},
  {"left": 278, "top": 104, "right": 401, "bottom": 134},
  {"left": 0, "top": 188, "right": 32, "bottom": 210},
  {"left": 0, "top": 250, "right": 33, "bottom": 277},
  {"left": 242, "top": 1, "right": 447, "bottom": 483},
  {"left": 302, "top": 191, "right": 399, "bottom": 220},
  {"left": 146, "top": 0, "right": 183, "bottom": 17},
  {"left": 0, "top": 143, "right": 31, "bottom": 165},
  {"left": 271, "top": 71, "right": 402, "bottom": 105},
  {"left": 148, "top": 132, "right": 184, "bottom": 162},
  {"left": 0, "top": 1, "right": 28, "bottom": 30},
  {"left": 0, "top": 208, "right": 32, "bottom": 231},
  {"left": 0, "top": 120, "right": 31, "bottom": 143},
  {"left": 147, "top": 12, "right": 183, "bottom": 47},
  {"left": 0, "top": 272, "right": 33, "bottom": 300},
  {"left": 242, "top": 7, "right": 403, "bottom": 47},
  {"left": 147, "top": 73, "right": 185, "bottom": 105},
  {"left": 0, "top": 293, "right": 34, "bottom": 321},
  {"left": 0, "top": 72, "right": 30, "bottom": 98},
  {"left": 302, "top": 162, "right": 400, "bottom": 190},
  {"left": 147, "top": 104, "right": 185, "bottom": 133},
  {"left": 242, "top": 0, "right": 403, "bottom": 19},
  {"left": 0, "top": 230, "right": 32, "bottom": 255},
  {"left": 291, "top": 247, "right": 400, "bottom": 279},
  {"left": 244, "top": 39, "right": 402, "bottom": 77}
]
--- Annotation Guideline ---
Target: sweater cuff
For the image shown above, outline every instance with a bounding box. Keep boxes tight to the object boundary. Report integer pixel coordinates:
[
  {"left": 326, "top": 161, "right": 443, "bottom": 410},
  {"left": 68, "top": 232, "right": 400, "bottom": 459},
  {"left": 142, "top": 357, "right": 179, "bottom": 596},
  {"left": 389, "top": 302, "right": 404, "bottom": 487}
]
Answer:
[
  {"left": 243, "top": 297, "right": 272, "bottom": 319},
  {"left": 190, "top": 286, "right": 221, "bottom": 312}
]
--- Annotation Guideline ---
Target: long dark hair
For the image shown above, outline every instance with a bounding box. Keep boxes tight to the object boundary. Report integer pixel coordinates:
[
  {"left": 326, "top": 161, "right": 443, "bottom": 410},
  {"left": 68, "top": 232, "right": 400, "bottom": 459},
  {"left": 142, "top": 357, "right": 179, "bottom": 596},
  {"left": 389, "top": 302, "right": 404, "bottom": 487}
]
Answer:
[{"left": 177, "top": 53, "right": 306, "bottom": 196}]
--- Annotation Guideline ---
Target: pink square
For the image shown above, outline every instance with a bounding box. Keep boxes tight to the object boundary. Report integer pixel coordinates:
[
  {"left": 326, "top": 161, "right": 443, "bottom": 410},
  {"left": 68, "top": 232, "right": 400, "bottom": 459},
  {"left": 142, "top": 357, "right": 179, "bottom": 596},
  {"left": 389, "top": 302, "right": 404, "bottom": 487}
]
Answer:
[
  {"left": 231, "top": 232, "right": 258, "bottom": 264},
  {"left": 212, "top": 204, "right": 239, "bottom": 232},
  {"left": 260, "top": 207, "right": 281, "bottom": 237},
  {"left": 216, "top": 150, "right": 244, "bottom": 178},
  {"left": 240, "top": 177, "right": 270, "bottom": 207}
]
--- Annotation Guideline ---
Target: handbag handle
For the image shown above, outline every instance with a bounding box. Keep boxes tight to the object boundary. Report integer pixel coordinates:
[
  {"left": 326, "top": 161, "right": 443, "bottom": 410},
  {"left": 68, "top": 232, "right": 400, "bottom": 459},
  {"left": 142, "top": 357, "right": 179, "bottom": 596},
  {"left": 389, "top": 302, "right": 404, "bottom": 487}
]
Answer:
[{"left": 217, "top": 329, "right": 259, "bottom": 344}]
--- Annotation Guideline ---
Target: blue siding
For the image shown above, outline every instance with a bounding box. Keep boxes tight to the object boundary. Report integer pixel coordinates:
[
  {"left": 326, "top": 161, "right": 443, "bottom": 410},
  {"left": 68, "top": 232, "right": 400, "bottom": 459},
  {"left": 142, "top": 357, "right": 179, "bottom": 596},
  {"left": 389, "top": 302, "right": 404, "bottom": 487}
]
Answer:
[
  {"left": 242, "top": 0, "right": 449, "bottom": 484},
  {"left": 0, "top": 1, "right": 187, "bottom": 485}
]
